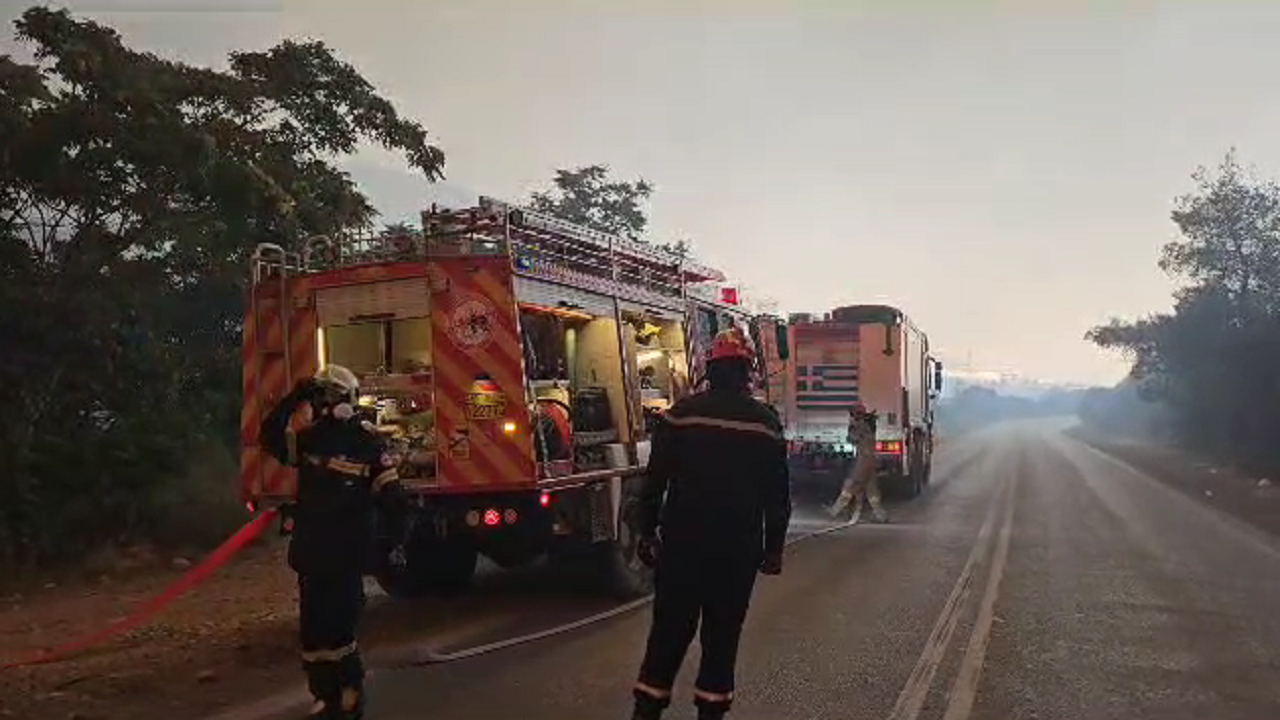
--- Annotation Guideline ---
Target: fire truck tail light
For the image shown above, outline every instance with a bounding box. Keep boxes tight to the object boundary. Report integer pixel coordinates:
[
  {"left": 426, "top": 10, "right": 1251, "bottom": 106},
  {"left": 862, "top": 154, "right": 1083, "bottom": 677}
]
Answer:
[
  {"left": 539, "top": 492, "right": 552, "bottom": 508},
  {"left": 502, "top": 420, "right": 518, "bottom": 435},
  {"left": 877, "top": 440, "right": 903, "bottom": 455},
  {"left": 483, "top": 509, "right": 501, "bottom": 526}
]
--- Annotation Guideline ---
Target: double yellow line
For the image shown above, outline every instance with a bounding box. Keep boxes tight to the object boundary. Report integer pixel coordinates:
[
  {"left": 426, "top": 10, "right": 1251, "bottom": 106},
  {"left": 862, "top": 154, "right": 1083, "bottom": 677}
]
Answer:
[{"left": 887, "top": 466, "right": 1019, "bottom": 720}]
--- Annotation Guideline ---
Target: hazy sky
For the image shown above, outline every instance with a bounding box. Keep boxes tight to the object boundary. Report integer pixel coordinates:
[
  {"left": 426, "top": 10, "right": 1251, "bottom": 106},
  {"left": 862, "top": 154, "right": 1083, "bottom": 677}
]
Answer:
[{"left": 7, "top": 0, "right": 1280, "bottom": 385}]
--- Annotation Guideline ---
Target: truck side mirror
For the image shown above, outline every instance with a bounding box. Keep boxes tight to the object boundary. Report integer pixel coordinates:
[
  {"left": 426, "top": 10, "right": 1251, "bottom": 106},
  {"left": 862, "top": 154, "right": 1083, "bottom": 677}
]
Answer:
[
  {"left": 933, "top": 362, "right": 944, "bottom": 393},
  {"left": 775, "top": 323, "right": 790, "bottom": 361}
]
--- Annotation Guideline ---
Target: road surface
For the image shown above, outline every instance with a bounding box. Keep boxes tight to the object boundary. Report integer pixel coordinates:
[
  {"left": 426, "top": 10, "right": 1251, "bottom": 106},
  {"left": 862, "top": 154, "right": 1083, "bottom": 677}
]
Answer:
[{"left": 234, "top": 422, "right": 1280, "bottom": 720}]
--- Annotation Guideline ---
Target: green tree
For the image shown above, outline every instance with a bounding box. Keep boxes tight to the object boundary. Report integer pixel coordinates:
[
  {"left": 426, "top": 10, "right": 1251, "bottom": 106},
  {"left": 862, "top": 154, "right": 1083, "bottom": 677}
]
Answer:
[
  {"left": 1087, "top": 151, "right": 1280, "bottom": 472},
  {"left": 0, "top": 7, "right": 444, "bottom": 565},
  {"left": 528, "top": 164, "right": 653, "bottom": 241}
]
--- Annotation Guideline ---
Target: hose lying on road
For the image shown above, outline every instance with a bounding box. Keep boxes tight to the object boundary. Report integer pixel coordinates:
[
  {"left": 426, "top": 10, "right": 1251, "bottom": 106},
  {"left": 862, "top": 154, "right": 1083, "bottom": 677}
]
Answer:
[
  {"left": 398, "top": 517, "right": 859, "bottom": 666},
  {"left": 0, "top": 509, "right": 280, "bottom": 671},
  {"left": 0, "top": 511, "right": 857, "bottom": 672}
]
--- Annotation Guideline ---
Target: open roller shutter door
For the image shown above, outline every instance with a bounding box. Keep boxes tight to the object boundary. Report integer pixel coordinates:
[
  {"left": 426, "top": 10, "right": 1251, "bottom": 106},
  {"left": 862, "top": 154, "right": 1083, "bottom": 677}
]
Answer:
[
  {"left": 316, "top": 278, "right": 431, "bottom": 326},
  {"left": 514, "top": 277, "right": 616, "bottom": 317}
]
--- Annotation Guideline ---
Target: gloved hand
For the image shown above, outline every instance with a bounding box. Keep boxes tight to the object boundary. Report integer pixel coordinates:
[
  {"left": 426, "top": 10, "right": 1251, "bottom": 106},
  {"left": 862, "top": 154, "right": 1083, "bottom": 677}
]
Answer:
[
  {"left": 637, "top": 535, "right": 661, "bottom": 568},
  {"left": 387, "top": 543, "right": 408, "bottom": 569},
  {"left": 291, "top": 377, "right": 325, "bottom": 403},
  {"left": 759, "top": 551, "right": 783, "bottom": 576}
]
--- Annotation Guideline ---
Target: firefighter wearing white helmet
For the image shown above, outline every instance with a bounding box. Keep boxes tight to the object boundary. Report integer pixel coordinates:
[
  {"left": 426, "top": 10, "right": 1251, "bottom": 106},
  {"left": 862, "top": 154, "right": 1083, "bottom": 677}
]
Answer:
[{"left": 259, "top": 364, "right": 406, "bottom": 720}]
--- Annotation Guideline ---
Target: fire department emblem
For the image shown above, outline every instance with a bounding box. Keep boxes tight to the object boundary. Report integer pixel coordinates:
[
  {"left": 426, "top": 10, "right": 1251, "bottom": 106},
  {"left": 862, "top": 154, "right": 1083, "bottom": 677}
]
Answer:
[{"left": 447, "top": 296, "right": 497, "bottom": 350}]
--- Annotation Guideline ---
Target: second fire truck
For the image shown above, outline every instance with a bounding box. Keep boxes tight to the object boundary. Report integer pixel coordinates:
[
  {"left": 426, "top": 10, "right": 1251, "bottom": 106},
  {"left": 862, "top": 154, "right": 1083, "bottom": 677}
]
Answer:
[{"left": 783, "top": 305, "right": 943, "bottom": 499}]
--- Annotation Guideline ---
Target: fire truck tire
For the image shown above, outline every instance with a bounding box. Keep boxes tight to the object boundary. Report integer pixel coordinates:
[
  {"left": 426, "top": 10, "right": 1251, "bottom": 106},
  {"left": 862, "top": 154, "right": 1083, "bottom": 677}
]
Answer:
[
  {"left": 601, "top": 476, "right": 655, "bottom": 600},
  {"left": 375, "top": 524, "right": 477, "bottom": 598},
  {"left": 903, "top": 444, "right": 925, "bottom": 499}
]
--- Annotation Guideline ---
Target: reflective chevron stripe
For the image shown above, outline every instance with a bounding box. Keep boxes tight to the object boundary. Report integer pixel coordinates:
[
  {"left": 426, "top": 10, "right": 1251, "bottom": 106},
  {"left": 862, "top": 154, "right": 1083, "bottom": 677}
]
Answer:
[{"left": 663, "top": 413, "right": 782, "bottom": 441}]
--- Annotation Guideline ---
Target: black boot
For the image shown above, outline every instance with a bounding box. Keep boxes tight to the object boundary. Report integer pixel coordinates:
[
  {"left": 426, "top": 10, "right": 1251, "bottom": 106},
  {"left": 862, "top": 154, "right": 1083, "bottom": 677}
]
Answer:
[
  {"left": 695, "top": 698, "right": 732, "bottom": 720},
  {"left": 337, "top": 686, "right": 365, "bottom": 720},
  {"left": 304, "top": 661, "right": 342, "bottom": 719},
  {"left": 336, "top": 653, "right": 367, "bottom": 719},
  {"left": 631, "top": 689, "right": 668, "bottom": 720}
]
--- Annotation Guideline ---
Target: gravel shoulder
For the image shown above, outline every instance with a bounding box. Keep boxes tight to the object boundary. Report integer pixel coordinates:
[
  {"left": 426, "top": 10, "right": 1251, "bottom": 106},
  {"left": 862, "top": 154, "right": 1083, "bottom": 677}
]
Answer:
[
  {"left": 0, "top": 541, "right": 301, "bottom": 720},
  {"left": 1068, "top": 425, "right": 1280, "bottom": 537}
]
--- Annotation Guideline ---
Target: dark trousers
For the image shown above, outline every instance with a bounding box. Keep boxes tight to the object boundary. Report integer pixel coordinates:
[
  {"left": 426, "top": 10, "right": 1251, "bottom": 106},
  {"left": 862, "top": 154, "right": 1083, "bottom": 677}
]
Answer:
[
  {"left": 298, "top": 573, "right": 366, "bottom": 706},
  {"left": 636, "top": 550, "right": 759, "bottom": 713}
]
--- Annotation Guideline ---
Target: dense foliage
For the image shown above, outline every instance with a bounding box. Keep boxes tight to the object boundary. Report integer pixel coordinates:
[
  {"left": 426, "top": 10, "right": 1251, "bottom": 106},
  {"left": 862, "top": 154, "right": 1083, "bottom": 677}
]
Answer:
[
  {"left": 528, "top": 164, "right": 653, "bottom": 241},
  {"left": 1087, "top": 151, "right": 1280, "bottom": 475},
  {"left": 0, "top": 7, "right": 443, "bottom": 565},
  {"left": 527, "top": 163, "right": 692, "bottom": 258}
]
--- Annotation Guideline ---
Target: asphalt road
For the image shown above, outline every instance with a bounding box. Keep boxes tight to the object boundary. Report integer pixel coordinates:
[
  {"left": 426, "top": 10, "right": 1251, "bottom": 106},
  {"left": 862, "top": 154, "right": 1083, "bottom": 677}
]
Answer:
[{"left": 237, "top": 422, "right": 1280, "bottom": 720}]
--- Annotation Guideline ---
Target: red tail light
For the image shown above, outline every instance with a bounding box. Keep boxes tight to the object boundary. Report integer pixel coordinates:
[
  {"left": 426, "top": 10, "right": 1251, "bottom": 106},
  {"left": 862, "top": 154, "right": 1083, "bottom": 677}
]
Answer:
[
  {"left": 539, "top": 492, "right": 552, "bottom": 508},
  {"left": 483, "top": 509, "right": 501, "bottom": 526},
  {"left": 876, "top": 440, "right": 903, "bottom": 455}
]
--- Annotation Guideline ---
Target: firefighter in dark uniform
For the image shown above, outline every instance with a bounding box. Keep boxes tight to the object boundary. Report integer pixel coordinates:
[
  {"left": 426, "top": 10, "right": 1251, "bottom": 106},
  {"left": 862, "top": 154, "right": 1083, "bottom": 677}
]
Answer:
[
  {"left": 260, "top": 364, "right": 406, "bottom": 720},
  {"left": 630, "top": 328, "right": 792, "bottom": 720}
]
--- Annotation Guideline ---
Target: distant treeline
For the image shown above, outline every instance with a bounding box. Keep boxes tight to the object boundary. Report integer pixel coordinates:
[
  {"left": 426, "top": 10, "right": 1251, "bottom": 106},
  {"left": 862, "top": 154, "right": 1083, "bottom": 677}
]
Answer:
[
  {"left": 936, "top": 385, "right": 1087, "bottom": 435},
  {"left": 1086, "top": 151, "right": 1280, "bottom": 477}
]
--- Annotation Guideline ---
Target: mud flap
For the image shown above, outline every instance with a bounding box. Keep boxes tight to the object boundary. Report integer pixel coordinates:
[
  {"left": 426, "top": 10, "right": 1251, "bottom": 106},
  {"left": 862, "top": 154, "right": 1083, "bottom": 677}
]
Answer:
[{"left": 587, "top": 480, "right": 618, "bottom": 543}]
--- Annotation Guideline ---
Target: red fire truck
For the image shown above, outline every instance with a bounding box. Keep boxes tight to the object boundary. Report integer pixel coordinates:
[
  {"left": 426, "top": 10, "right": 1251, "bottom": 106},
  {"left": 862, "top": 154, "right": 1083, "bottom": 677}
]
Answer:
[{"left": 239, "top": 197, "right": 778, "bottom": 598}]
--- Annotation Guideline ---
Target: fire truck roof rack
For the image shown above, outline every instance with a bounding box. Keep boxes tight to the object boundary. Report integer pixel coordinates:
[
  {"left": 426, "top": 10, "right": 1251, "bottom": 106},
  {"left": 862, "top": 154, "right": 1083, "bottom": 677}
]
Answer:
[
  {"left": 250, "top": 197, "right": 737, "bottom": 314},
  {"left": 420, "top": 197, "right": 729, "bottom": 311}
]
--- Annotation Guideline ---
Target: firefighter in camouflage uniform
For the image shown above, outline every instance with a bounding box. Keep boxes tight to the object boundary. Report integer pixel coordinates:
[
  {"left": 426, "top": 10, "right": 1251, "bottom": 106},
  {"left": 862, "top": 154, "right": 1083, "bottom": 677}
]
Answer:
[
  {"left": 829, "top": 403, "right": 887, "bottom": 524},
  {"left": 260, "top": 364, "right": 407, "bottom": 720}
]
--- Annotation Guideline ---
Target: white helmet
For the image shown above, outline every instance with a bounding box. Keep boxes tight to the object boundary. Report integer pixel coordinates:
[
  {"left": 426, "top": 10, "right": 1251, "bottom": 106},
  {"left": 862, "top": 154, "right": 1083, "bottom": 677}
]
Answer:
[{"left": 313, "top": 364, "right": 360, "bottom": 416}]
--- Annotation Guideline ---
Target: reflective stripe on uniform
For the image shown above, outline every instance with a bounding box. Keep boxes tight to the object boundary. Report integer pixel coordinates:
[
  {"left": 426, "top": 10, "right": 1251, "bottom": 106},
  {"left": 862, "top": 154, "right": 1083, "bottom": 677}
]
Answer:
[
  {"left": 328, "top": 458, "right": 370, "bottom": 477},
  {"left": 693, "top": 688, "right": 734, "bottom": 702},
  {"left": 285, "top": 429, "right": 298, "bottom": 466},
  {"left": 634, "top": 682, "right": 672, "bottom": 699},
  {"left": 664, "top": 413, "right": 782, "bottom": 441},
  {"left": 301, "top": 641, "right": 357, "bottom": 663},
  {"left": 302, "top": 454, "right": 370, "bottom": 477},
  {"left": 372, "top": 468, "right": 399, "bottom": 492}
]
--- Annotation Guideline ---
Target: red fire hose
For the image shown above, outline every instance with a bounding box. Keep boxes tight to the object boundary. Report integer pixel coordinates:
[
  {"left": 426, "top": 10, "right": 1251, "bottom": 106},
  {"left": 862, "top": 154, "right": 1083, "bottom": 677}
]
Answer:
[{"left": 1, "top": 508, "right": 279, "bottom": 671}]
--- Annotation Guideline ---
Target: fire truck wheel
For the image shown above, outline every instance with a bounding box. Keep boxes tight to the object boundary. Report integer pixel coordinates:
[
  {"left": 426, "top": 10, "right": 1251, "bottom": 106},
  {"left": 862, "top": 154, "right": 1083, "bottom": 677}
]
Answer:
[
  {"left": 602, "top": 476, "right": 655, "bottom": 600},
  {"left": 375, "top": 525, "right": 477, "bottom": 598},
  {"left": 901, "top": 445, "right": 925, "bottom": 499}
]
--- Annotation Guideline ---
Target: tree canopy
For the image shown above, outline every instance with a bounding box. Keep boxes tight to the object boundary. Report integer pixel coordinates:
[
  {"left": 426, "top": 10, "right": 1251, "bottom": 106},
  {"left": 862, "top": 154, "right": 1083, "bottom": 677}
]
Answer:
[
  {"left": 528, "top": 164, "right": 653, "bottom": 241},
  {"left": 526, "top": 163, "right": 694, "bottom": 258},
  {"left": 0, "top": 7, "right": 444, "bottom": 565},
  {"left": 1087, "top": 151, "right": 1280, "bottom": 473}
]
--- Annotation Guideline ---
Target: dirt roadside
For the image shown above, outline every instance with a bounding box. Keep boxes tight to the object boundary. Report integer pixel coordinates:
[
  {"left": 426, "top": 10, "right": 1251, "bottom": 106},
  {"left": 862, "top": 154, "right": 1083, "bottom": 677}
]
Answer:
[
  {"left": 0, "top": 536, "right": 500, "bottom": 720},
  {"left": 0, "top": 541, "right": 301, "bottom": 720},
  {"left": 1069, "top": 427, "right": 1280, "bottom": 538}
]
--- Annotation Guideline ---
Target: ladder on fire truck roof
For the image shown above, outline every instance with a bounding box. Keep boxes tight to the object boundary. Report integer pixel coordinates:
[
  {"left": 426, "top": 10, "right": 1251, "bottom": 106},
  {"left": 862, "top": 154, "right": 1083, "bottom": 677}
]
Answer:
[
  {"left": 422, "top": 197, "right": 726, "bottom": 312},
  {"left": 249, "top": 196, "right": 732, "bottom": 313}
]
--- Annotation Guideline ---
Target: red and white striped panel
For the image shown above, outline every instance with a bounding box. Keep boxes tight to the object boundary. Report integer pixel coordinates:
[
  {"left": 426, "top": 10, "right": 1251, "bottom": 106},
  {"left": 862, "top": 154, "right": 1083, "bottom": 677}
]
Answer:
[
  {"left": 239, "top": 278, "right": 318, "bottom": 505},
  {"left": 429, "top": 256, "right": 537, "bottom": 491}
]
